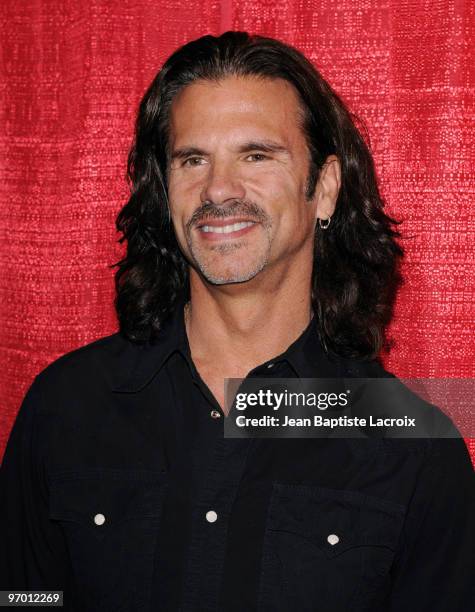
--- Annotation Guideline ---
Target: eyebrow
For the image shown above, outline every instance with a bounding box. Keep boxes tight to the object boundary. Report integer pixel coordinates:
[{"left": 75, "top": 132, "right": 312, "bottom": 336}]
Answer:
[
  {"left": 170, "top": 146, "right": 206, "bottom": 162},
  {"left": 170, "top": 140, "right": 290, "bottom": 161},
  {"left": 236, "top": 140, "right": 289, "bottom": 155}
]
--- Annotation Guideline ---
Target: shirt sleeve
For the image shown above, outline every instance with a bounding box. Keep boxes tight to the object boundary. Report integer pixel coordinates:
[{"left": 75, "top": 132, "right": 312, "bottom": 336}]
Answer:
[
  {"left": 0, "top": 375, "right": 75, "bottom": 608},
  {"left": 387, "top": 436, "right": 475, "bottom": 610}
]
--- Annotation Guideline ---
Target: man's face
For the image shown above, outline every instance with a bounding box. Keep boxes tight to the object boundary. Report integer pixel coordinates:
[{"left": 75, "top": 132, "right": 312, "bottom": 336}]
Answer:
[{"left": 167, "top": 75, "right": 330, "bottom": 286}]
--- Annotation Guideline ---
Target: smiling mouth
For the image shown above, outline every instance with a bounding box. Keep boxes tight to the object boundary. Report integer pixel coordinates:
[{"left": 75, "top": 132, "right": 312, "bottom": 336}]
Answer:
[{"left": 199, "top": 221, "right": 256, "bottom": 234}]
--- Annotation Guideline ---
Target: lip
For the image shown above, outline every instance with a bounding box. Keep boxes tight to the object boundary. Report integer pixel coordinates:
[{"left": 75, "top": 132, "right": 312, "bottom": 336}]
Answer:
[
  {"left": 196, "top": 217, "right": 258, "bottom": 228},
  {"left": 195, "top": 218, "right": 259, "bottom": 241}
]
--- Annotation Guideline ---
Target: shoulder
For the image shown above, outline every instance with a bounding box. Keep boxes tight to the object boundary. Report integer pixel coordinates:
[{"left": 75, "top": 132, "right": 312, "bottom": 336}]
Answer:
[
  {"left": 7, "top": 333, "right": 140, "bottom": 459},
  {"left": 339, "top": 355, "right": 468, "bottom": 451},
  {"left": 337, "top": 353, "right": 396, "bottom": 378},
  {"left": 344, "top": 358, "right": 474, "bottom": 485},
  {"left": 31, "top": 332, "right": 131, "bottom": 399}
]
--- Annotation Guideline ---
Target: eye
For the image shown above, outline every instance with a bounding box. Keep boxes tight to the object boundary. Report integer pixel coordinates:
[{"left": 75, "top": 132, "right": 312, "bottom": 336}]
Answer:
[
  {"left": 183, "top": 156, "right": 206, "bottom": 167},
  {"left": 246, "top": 153, "right": 269, "bottom": 162}
]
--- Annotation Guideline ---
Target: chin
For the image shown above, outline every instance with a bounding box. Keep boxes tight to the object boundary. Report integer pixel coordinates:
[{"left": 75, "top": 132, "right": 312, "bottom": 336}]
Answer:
[
  {"left": 197, "top": 262, "right": 267, "bottom": 286},
  {"left": 202, "top": 271, "right": 260, "bottom": 285}
]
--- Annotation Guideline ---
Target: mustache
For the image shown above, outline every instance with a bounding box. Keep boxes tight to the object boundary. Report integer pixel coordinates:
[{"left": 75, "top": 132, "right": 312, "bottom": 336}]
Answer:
[{"left": 186, "top": 199, "right": 270, "bottom": 231}]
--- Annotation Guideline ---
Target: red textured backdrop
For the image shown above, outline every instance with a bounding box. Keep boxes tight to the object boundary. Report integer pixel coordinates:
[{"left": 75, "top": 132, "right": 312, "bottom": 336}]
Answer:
[{"left": 1, "top": 1, "right": 474, "bottom": 462}]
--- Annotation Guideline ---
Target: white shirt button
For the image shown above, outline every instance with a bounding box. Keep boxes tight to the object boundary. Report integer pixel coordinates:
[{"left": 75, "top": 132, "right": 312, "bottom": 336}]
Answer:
[
  {"left": 94, "top": 513, "right": 106, "bottom": 526},
  {"left": 327, "top": 533, "right": 339, "bottom": 545},
  {"left": 210, "top": 410, "right": 221, "bottom": 419},
  {"left": 206, "top": 510, "right": 218, "bottom": 523},
  {"left": 267, "top": 363, "right": 274, "bottom": 369}
]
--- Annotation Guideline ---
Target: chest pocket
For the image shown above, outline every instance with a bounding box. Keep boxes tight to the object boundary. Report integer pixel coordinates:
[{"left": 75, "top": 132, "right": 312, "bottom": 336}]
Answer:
[
  {"left": 258, "top": 483, "right": 406, "bottom": 612},
  {"left": 49, "top": 469, "right": 169, "bottom": 612}
]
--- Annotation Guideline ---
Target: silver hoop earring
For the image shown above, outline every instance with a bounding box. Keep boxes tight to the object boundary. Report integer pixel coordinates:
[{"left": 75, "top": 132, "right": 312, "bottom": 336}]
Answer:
[{"left": 318, "top": 216, "right": 331, "bottom": 230}]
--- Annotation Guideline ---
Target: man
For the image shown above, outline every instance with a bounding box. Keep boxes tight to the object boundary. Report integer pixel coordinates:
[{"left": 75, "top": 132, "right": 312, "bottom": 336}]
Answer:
[{"left": 1, "top": 31, "right": 473, "bottom": 612}]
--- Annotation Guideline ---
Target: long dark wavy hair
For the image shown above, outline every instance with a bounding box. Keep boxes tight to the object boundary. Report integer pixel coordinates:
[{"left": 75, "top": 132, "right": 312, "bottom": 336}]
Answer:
[{"left": 111, "top": 31, "right": 403, "bottom": 360}]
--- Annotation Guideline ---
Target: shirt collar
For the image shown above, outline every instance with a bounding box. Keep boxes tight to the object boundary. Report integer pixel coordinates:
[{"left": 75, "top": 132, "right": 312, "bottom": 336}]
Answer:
[{"left": 111, "top": 297, "right": 343, "bottom": 393}]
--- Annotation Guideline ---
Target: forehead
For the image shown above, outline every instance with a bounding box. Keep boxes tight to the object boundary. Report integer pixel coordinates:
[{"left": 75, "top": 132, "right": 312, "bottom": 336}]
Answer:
[{"left": 168, "top": 75, "right": 306, "bottom": 148}]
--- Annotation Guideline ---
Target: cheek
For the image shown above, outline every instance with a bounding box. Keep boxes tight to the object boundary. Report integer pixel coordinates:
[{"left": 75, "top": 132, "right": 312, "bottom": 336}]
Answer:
[
  {"left": 167, "top": 202, "right": 189, "bottom": 254},
  {"left": 169, "top": 168, "right": 204, "bottom": 199},
  {"left": 251, "top": 170, "right": 311, "bottom": 228},
  {"left": 168, "top": 179, "right": 193, "bottom": 237},
  {"left": 168, "top": 174, "right": 185, "bottom": 209}
]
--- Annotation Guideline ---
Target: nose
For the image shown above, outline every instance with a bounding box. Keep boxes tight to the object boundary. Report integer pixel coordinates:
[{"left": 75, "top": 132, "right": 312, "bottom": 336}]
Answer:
[{"left": 200, "top": 159, "right": 246, "bottom": 205}]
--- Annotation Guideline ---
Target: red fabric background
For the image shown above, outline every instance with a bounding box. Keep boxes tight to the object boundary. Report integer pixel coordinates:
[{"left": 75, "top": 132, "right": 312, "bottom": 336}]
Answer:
[{"left": 1, "top": 1, "right": 474, "bottom": 462}]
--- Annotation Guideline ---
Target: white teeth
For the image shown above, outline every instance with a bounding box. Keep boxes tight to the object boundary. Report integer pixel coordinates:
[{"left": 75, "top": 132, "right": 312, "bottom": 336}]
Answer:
[{"left": 200, "top": 221, "right": 255, "bottom": 234}]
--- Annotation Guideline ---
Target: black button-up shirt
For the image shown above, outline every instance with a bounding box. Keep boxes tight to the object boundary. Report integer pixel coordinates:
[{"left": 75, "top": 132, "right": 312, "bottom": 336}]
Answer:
[{"left": 1, "top": 299, "right": 474, "bottom": 611}]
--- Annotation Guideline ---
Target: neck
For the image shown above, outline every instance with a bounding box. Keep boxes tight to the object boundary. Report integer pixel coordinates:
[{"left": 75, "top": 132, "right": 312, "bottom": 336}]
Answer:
[{"left": 184, "top": 272, "right": 313, "bottom": 379}]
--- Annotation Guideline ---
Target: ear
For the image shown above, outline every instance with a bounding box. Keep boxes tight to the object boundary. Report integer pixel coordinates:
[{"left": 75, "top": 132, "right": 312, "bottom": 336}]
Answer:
[{"left": 314, "top": 155, "right": 341, "bottom": 222}]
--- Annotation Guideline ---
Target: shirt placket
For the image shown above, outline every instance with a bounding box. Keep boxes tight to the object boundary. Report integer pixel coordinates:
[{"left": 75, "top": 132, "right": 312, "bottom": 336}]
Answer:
[
  {"left": 180, "top": 435, "right": 253, "bottom": 612},
  {"left": 180, "top": 359, "right": 291, "bottom": 611}
]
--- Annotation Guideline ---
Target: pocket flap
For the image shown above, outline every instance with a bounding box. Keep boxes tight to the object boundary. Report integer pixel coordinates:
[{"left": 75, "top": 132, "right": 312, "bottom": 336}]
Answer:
[
  {"left": 268, "top": 483, "right": 405, "bottom": 558},
  {"left": 48, "top": 468, "right": 168, "bottom": 530}
]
